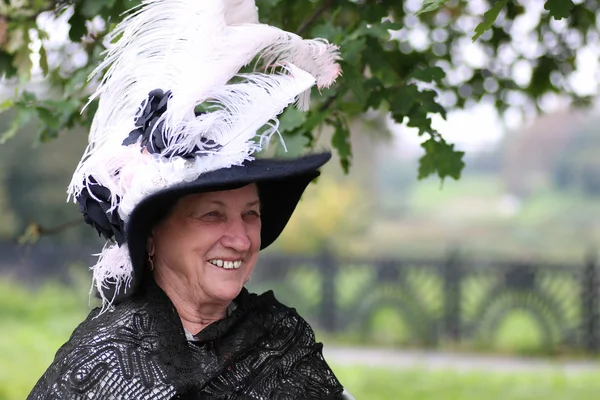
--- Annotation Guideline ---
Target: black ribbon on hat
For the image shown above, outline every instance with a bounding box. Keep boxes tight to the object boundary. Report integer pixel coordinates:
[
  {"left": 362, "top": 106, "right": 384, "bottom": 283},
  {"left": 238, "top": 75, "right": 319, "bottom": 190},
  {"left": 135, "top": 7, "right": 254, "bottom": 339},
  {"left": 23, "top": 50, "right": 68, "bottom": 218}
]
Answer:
[
  {"left": 76, "top": 177, "right": 126, "bottom": 245},
  {"left": 122, "top": 89, "right": 223, "bottom": 159}
]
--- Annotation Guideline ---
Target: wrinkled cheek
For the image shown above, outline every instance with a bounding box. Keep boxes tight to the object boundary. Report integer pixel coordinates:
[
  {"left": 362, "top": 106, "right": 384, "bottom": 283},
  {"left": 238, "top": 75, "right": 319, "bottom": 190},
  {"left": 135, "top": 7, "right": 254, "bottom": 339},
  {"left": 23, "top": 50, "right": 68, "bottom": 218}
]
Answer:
[{"left": 243, "top": 258, "right": 258, "bottom": 283}]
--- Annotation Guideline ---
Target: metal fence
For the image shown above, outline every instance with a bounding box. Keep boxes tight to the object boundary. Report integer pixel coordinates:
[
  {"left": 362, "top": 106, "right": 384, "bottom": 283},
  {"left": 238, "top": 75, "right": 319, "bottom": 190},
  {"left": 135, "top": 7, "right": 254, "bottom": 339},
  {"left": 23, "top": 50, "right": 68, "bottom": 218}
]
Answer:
[
  {"left": 250, "top": 248, "right": 599, "bottom": 353},
  {"left": 1, "top": 242, "right": 598, "bottom": 352}
]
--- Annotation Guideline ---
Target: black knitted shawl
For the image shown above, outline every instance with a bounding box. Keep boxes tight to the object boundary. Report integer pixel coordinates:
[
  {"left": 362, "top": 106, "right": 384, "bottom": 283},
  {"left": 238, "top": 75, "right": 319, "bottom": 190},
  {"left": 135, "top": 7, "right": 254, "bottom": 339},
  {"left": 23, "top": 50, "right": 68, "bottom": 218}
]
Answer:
[{"left": 27, "top": 278, "right": 344, "bottom": 399}]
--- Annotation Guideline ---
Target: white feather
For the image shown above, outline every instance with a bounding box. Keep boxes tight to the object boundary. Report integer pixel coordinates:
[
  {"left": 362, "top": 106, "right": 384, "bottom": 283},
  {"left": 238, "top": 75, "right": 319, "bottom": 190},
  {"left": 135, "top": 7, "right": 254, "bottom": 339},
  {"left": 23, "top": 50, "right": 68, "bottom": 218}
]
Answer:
[
  {"left": 91, "top": 242, "right": 133, "bottom": 312},
  {"left": 224, "top": 0, "right": 259, "bottom": 25},
  {"left": 120, "top": 65, "right": 316, "bottom": 218}
]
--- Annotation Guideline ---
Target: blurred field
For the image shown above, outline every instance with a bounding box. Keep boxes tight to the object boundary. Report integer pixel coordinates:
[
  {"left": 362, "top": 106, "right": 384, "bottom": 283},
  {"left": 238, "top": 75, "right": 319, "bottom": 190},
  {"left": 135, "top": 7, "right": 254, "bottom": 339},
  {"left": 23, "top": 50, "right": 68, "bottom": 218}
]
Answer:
[
  {"left": 353, "top": 173, "right": 600, "bottom": 262},
  {"left": 333, "top": 365, "right": 600, "bottom": 400}
]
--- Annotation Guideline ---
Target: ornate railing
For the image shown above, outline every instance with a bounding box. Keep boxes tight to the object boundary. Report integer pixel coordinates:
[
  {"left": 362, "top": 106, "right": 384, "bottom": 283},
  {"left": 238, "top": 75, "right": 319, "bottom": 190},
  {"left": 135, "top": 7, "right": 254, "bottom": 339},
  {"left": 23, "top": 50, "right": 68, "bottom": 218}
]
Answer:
[
  {"left": 250, "top": 248, "right": 599, "bottom": 353},
  {"left": 1, "top": 242, "right": 598, "bottom": 352}
]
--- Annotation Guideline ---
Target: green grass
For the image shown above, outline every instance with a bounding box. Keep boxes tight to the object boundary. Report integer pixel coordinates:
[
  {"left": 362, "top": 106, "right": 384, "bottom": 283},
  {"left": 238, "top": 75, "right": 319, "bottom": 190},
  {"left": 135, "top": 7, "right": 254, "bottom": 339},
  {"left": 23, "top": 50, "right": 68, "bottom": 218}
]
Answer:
[
  {"left": 0, "top": 275, "right": 90, "bottom": 400},
  {"left": 332, "top": 365, "right": 600, "bottom": 400}
]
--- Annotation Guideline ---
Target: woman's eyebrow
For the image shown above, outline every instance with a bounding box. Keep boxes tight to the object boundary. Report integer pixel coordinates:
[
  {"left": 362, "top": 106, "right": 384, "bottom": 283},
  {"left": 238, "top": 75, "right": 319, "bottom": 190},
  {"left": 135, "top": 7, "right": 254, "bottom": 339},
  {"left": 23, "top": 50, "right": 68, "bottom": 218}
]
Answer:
[{"left": 205, "top": 199, "right": 259, "bottom": 207}]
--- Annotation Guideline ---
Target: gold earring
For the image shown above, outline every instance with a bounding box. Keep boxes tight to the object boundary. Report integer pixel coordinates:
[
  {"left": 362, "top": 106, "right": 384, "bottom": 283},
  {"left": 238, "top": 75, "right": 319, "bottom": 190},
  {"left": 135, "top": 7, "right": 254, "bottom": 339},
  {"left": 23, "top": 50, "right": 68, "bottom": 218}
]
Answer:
[{"left": 148, "top": 254, "right": 155, "bottom": 271}]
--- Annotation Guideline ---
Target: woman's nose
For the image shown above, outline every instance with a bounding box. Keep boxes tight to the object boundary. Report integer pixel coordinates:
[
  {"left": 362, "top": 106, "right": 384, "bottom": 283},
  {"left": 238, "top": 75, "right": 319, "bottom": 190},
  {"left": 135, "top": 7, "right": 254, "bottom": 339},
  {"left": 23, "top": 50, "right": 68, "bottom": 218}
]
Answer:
[{"left": 221, "top": 218, "right": 251, "bottom": 252}]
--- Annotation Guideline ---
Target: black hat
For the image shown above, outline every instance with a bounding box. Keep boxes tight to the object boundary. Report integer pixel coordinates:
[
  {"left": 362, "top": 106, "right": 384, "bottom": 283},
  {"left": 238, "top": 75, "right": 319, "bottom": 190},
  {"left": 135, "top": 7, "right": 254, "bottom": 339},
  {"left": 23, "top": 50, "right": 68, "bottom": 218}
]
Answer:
[
  {"left": 124, "top": 153, "right": 329, "bottom": 298},
  {"left": 65, "top": 0, "right": 341, "bottom": 306}
]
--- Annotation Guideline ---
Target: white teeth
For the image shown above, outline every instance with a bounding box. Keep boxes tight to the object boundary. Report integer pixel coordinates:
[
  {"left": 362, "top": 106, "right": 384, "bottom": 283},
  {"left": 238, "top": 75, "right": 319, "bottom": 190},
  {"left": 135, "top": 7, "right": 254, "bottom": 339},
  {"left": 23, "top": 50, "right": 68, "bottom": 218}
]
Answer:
[{"left": 209, "top": 259, "right": 242, "bottom": 269}]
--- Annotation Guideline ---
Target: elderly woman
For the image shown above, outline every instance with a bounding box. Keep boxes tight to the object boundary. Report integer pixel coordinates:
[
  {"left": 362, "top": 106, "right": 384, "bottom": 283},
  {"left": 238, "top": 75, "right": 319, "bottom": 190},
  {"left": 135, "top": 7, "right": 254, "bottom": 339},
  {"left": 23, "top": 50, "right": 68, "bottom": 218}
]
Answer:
[{"left": 28, "top": 0, "right": 354, "bottom": 399}]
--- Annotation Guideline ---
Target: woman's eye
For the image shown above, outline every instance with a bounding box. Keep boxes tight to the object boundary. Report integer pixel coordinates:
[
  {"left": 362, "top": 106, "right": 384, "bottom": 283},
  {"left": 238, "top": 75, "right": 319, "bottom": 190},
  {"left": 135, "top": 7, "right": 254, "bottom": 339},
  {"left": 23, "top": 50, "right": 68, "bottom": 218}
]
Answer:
[
  {"left": 203, "top": 211, "right": 220, "bottom": 218},
  {"left": 245, "top": 210, "right": 260, "bottom": 218}
]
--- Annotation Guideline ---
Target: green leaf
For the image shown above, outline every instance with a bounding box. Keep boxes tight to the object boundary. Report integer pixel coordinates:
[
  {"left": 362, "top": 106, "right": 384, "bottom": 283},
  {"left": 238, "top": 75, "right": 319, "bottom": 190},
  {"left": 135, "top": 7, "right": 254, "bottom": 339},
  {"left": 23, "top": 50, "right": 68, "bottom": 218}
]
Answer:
[
  {"left": 13, "top": 46, "right": 33, "bottom": 78},
  {"left": 278, "top": 107, "right": 306, "bottom": 135},
  {"left": 409, "top": 66, "right": 446, "bottom": 84},
  {"left": 416, "top": 0, "right": 450, "bottom": 16},
  {"left": 39, "top": 45, "right": 49, "bottom": 76},
  {"left": 310, "top": 21, "right": 344, "bottom": 42},
  {"left": 353, "top": 20, "right": 403, "bottom": 41},
  {"left": 418, "top": 137, "right": 465, "bottom": 180},
  {"left": 300, "top": 109, "right": 328, "bottom": 147},
  {"left": 37, "top": 125, "right": 60, "bottom": 142},
  {"left": 68, "top": 8, "right": 88, "bottom": 42},
  {"left": 36, "top": 28, "right": 50, "bottom": 40},
  {"left": 304, "top": 109, "right": 328, "bottom": 131},
  {"left": 0, "top": 107, "right": 33, "bottom": 144},
  {"left": 338, "top": 101, "right": 364, "bottom": 115},
  {"left": 256, "top": 0, "right": 283, "bottom": 8},
  {"left": 81, "top": 0, "right": 118, "bottom": 18},
  {"left": 365, "top": 79, "right": 385, "bottom": 110},
  {"left": 390, "top": 84, "right": 419, "bottom": 123},
  {"left": 544, "top": 0, "right": 574, "bottom": 20},
  {"left": 419, "top": 89, "right": 447, "bottom": 120},
  {"left": 36, "top": 106, "right": 60, "bottom": 130},
  {"left": 0, "top": 98, "right": 13, "bottom": 112},
  {"left": 406, "top": 106, "right": 432, "bottom": 134},
  {"left": 0, "top": 50, "right": 17, "bottom": 78},
  {"left": 20, "top": 90, "right": 37, "bottom": 104},
  {"left": 340, "top": 36, "right": 365, "bottom": 64},
  {"left": 330, "top": 116, "right": 352, "bottom": 174},
  {"left": 342, "top": 62, "right": 368, "bottom": 109},
  {"left": 472, "top": 0, "right": 509, "bottom": 41}
]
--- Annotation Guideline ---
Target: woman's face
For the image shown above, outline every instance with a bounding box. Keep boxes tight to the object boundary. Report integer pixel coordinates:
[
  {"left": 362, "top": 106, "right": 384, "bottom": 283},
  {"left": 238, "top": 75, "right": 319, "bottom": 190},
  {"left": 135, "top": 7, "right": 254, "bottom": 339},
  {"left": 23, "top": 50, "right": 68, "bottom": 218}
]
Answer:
[{"left": 150, "top": 183, "right": 261, "bottom": 303}]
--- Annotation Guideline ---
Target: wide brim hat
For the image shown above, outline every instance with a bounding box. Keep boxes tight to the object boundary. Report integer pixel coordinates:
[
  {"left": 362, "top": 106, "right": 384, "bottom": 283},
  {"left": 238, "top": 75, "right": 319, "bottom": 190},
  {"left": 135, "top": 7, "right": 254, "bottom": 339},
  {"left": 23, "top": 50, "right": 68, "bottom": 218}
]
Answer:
[
  {"left": 119, "top": 153, "right": 329, "bottom": 299},
  {"left": 67, "top": 0, "right": 341, "bottom": 307}
]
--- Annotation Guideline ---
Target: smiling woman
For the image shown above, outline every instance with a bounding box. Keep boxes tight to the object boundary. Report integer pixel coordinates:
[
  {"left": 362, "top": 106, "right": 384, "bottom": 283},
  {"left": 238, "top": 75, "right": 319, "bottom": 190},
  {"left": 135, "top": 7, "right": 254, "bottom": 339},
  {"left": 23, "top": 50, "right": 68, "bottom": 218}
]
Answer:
[
  {"left": 26, "top": 0, "right": 352, "bottom": 399},
  {"left": 150, "top": 185, "right": 262, "bottom": 334}
]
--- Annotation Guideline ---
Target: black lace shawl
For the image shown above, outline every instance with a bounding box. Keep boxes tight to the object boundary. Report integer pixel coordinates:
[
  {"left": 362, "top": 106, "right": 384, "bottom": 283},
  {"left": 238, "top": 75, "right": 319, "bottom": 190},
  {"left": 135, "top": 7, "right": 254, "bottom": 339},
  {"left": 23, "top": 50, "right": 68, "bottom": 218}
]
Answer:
[{"left": 27, "top": 278, "right": 344, "bottom": 399}]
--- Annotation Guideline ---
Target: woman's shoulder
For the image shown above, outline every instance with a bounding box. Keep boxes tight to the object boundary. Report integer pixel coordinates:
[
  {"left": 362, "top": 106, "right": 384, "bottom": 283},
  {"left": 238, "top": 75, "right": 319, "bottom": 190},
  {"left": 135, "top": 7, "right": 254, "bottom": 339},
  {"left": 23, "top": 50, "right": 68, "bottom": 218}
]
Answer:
[
  {"left": 28, "top": 299, "right": 180, "bottom": 399},
  {"left": 243, "top": 288, "right": 314, "bottom": 330},
  {"left": 244, "top": 288, "right": 298, "bottom": 315}
]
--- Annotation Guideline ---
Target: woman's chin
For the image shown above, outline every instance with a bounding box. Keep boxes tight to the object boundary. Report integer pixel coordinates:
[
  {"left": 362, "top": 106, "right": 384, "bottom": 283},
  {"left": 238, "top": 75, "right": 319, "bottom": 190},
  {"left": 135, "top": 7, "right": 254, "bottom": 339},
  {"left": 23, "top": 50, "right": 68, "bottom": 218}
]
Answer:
[{"left": 208, "top": 282, "right": 244, "bottom": 303}]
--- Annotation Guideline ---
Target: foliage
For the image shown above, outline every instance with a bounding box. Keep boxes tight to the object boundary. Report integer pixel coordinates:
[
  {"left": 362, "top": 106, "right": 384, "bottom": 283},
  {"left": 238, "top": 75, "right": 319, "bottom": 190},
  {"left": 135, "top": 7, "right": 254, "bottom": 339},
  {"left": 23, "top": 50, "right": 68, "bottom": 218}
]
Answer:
[
  {"left": 0, "top": 0, "right": 596, "bottom": 181},
  {"left": 273, "top": 175, "right": 368, "bottom": 254}
]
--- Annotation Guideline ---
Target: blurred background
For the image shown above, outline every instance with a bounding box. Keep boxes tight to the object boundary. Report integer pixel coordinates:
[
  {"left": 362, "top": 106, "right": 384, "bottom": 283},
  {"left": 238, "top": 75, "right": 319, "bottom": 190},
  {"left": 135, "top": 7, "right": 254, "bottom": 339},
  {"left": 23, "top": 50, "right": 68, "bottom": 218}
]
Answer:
[
  {"left": 3, "top": 1, "right": 600, "bottom": 400},
  {"left": 3, "top": 89, "right": 600, "bottom": 400}
]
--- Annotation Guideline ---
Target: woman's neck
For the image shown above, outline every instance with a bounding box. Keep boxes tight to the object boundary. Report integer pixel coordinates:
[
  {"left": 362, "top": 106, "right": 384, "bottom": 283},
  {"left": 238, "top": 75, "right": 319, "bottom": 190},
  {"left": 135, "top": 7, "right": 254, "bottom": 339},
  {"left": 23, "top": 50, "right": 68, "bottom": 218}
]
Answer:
[{"left": 154, "top": 271, "right": 229, "bottom": 335}]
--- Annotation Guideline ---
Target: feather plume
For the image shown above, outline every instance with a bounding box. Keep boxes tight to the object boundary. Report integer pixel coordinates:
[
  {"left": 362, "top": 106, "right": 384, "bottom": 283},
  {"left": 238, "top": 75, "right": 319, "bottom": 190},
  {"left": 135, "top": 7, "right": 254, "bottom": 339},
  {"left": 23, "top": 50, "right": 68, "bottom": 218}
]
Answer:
[
  {"left": 91, "top": 243, "right": 133, "bottom": 313},
  {"left": 67, "top": 0, "right": 341, "bottom": 305},
  {"left": 224, "top": 0, "right": 259, "bottom": 25}
]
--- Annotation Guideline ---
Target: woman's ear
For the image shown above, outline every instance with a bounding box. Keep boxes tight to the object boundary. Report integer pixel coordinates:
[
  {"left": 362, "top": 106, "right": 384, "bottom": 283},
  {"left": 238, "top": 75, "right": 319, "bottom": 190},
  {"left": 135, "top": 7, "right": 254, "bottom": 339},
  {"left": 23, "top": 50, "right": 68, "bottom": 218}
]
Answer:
[{"left": 147, "top": 233, "right": 155, "bottom": 257}]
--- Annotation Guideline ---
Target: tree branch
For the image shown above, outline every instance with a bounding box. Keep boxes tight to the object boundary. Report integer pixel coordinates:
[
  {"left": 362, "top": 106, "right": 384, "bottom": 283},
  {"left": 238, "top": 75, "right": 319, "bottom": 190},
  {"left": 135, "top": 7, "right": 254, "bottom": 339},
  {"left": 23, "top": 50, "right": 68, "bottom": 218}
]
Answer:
[
  {"left": 18, "top": 218, "right": 83, "bottom": 245},
  {"left": 296, "top": 0, "right": 336, "bottom": 35},
  {"left": 38, "top": 218, "right": 83, "bottom": 236}
]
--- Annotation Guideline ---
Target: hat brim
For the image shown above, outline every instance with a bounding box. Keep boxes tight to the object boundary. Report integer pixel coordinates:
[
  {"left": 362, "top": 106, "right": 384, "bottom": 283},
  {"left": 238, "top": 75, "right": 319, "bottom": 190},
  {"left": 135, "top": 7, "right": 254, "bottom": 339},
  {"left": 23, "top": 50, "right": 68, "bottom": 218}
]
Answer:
[{"left": 125, "top": 152, "right": 331, "bottom": 287}]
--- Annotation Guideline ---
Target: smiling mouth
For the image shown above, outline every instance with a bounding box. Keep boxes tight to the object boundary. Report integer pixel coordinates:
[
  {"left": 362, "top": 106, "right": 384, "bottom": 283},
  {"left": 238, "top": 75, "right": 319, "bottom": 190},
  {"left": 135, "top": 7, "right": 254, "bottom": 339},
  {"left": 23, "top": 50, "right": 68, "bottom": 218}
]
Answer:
[{"left": 208, "top": 259, "right": 242, "bottom": 270}]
